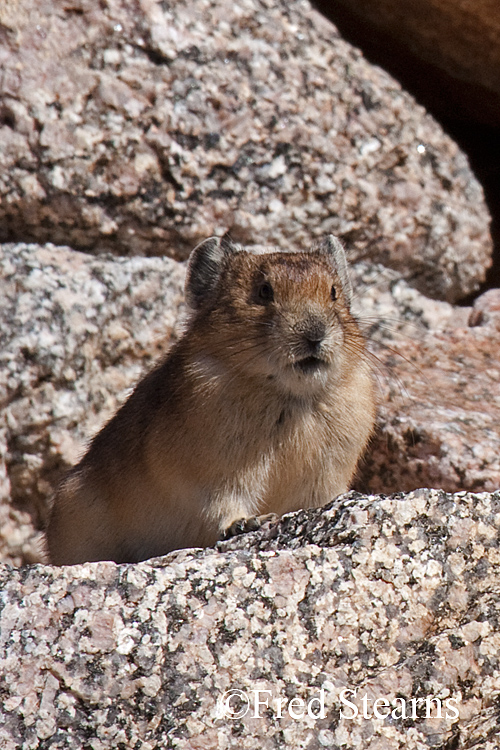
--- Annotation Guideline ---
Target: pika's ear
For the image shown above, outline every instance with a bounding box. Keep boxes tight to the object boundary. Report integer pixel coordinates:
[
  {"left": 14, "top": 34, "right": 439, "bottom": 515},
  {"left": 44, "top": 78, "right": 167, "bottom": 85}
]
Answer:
[
  {"left": 185, "top": 237, "right": 234, "bottom": 309},
  {"left": 314, "top": 235, "right": 352, "bottom": 305}
]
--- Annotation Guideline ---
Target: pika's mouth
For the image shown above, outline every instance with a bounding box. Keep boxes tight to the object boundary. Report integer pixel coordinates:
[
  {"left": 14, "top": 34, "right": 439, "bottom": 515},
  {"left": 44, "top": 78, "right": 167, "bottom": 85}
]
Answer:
[{"left": 293, "top": 356, "right": 328, "bottom": 374}]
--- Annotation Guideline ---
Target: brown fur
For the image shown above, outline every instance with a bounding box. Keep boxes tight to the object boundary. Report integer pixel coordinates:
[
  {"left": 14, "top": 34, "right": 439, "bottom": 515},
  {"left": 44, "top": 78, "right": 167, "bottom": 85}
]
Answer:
[{"left": 46, "top": 236, "right": 375, "bottom": 564}]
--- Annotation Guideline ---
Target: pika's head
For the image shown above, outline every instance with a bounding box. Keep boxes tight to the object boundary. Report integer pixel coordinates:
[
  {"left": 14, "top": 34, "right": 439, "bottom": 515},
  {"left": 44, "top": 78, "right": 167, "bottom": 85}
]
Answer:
[{"left": 185, "top": 236, "right": 365, "bottom": 396}]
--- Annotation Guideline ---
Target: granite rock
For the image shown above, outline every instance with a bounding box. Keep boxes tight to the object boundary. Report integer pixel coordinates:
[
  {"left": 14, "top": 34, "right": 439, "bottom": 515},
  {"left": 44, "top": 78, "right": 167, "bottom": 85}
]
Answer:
[
  {"left": 358, "top": 323, "right": 500, "bottom": 496},
  {"left": 350, "top": 268, "right": 500, "bottom": 496},
  {"left": 469, "top": 288, "right": 500, "bottom": 330},
  {"left": 0, "top": 241, "right": 186, "bottom": 565},
  {"left": 0, "top": 0, "right": 492, "bottom": 301},
  {"left": 1, "top": 489, "right": 499, "bottom": 749}
]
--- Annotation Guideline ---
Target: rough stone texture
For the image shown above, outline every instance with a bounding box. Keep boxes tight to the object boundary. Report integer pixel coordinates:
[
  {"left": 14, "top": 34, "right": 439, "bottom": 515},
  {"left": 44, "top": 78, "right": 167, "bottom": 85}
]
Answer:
[
  {"left": 0, "top": 242, "right": 186, "bottom": 565},
  {"left": 357, "top": 323, "right": 500, "bottom": 496},
  {"left": 1, "top": 489, "right": 500, "bottom": 749},
  {"left": 349, "top": 268, "right": 500, "bottom": 496},
  {"left": 0, "top": 0, "right": 492, "bottom": 302},
  {"left": 317, "top": 0, "right": 500, "bottom": 127},
  {"left": 469, "top": 288, "right": 500, "bottom": 330}
]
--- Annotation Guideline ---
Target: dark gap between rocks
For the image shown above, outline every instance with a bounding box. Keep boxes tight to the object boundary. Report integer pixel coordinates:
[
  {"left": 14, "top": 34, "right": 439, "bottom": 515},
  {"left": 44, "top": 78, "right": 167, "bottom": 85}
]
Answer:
[{"left": 312, "top": 0, "right": 500, "bottom": 301}]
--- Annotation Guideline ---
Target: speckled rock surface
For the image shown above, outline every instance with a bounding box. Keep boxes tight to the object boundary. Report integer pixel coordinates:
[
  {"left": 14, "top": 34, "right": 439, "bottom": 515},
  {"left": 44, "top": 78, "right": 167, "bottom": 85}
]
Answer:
[
  {"left": 469, "top": 288, "right": 500, "bottom": 330},
  {"left": 1, "top": 489, "right": 499, "bottom": 749},
  {"left": 0, "top": 242, "right": 186, "bottom": 564},
  {"left": 0, "top": 0, "right": 491, "bottom": 301},
  {"left": 351, "top": 270, "right": 500, "bottom": 496},
  {"left": 358, "top": 324, "right": 500, "bottom": 496}
]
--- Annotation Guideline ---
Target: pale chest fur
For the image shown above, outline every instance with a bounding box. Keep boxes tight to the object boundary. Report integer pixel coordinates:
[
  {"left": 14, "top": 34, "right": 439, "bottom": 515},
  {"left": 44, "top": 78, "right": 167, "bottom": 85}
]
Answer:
[{"left": 178, "top": 363, "right": 373, "bottom": 523}]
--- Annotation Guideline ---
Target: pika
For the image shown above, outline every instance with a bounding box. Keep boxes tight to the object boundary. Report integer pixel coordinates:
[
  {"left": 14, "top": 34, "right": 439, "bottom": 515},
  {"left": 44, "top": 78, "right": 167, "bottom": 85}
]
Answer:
[{"left": 46, "top": 235, "right": 375, "bottom": 565}]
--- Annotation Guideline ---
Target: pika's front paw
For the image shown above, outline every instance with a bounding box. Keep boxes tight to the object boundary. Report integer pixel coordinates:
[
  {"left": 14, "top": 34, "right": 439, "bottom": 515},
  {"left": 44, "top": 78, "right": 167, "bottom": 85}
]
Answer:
[{"left": 220, "top": 513, "right": 279, "bottom": 541}]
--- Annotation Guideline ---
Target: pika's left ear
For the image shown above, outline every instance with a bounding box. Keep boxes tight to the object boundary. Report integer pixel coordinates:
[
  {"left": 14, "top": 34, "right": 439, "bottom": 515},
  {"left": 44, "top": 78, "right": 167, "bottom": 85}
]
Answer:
[
  {"left": 185, "top": 237, "right": 238, "bottom": 310},
  {"left": 314, "top": 235, "right": 352, "bottom": 305}
]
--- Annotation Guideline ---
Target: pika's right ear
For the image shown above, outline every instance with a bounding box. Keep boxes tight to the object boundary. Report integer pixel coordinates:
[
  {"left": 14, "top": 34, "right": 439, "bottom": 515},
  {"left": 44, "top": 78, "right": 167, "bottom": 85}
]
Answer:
[
  {"left": 315, "top": 235, "right": 353, "bottom": 306},
  {"left": 185, "top": 237, "right": 229, "bottom": 310}
]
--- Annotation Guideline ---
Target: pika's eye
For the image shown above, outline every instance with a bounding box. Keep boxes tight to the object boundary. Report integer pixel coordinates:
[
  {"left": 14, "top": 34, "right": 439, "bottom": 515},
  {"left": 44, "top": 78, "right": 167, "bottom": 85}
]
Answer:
[
  {"left": 330, "top": 285, "right": 337, "bottom": 301},
  {"left": 257, "top": 281, "right": 274, "bottom": 304}
]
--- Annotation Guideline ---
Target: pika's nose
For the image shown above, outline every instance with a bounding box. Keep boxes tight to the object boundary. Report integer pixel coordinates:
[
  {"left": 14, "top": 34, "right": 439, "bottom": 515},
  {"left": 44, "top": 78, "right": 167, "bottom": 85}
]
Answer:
[{"left": 302, "top": 319, "right": 326, "bottom": 353}]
